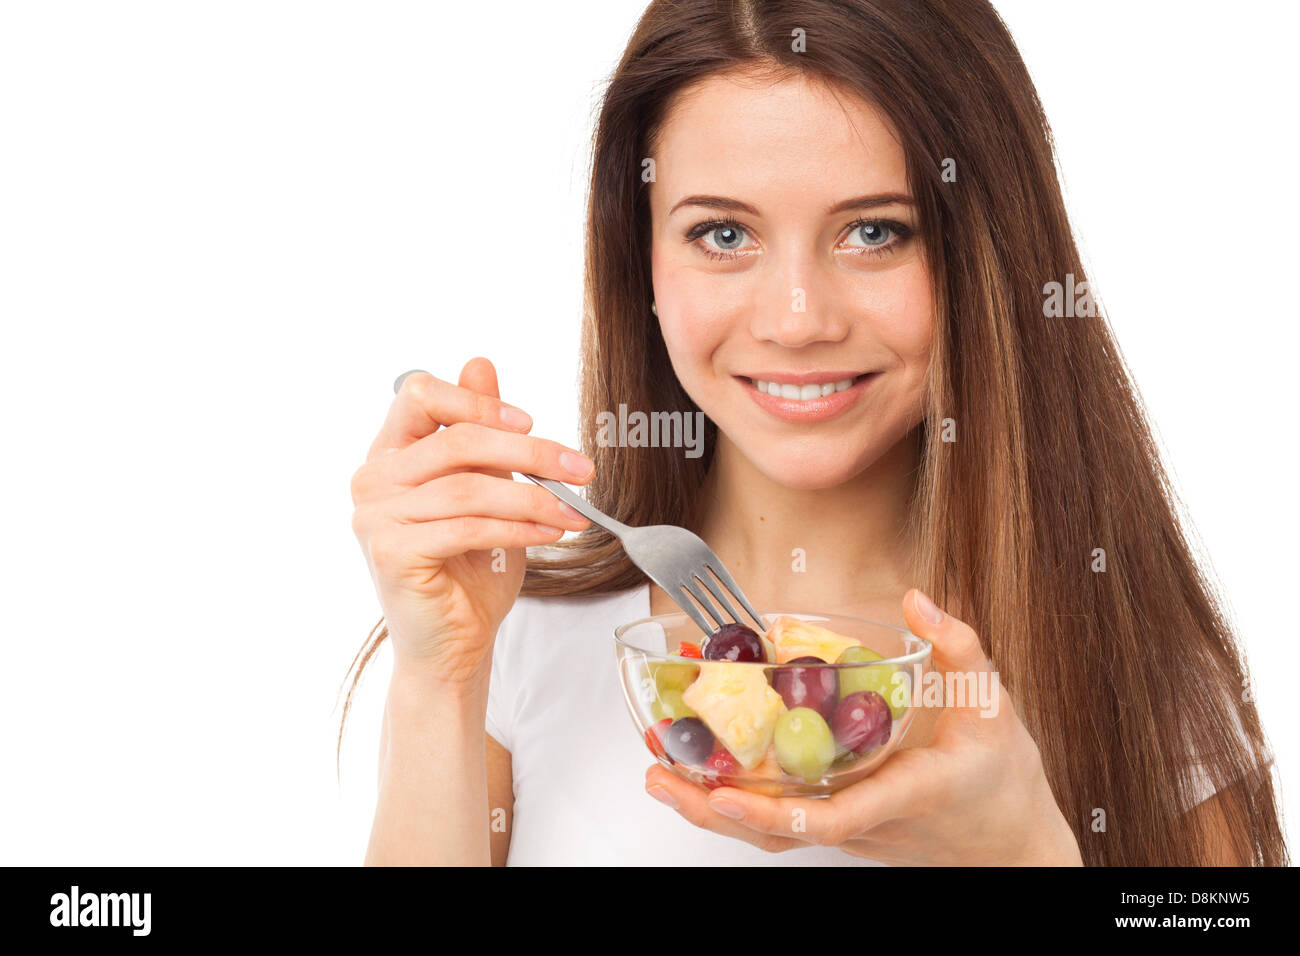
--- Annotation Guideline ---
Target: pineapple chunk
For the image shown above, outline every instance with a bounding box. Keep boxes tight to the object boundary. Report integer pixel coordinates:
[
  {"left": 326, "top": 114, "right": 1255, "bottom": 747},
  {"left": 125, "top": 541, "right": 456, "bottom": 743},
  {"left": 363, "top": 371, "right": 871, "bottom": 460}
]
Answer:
[
  {"left": 681, "top": 662, "right": 785, "bottom": 770},
  {"left": 746, "top": 748, "right": 788, "bottom": 796},
  {"left": 765, "top": 615, "right": 861, "bottom": 663}
]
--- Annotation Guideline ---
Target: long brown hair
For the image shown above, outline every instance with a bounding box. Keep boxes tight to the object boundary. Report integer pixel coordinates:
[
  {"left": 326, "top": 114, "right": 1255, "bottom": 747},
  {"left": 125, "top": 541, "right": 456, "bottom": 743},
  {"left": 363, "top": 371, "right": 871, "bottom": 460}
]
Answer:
[{"left": 340, "top": 0, "right": 1286, "bottom": 865}]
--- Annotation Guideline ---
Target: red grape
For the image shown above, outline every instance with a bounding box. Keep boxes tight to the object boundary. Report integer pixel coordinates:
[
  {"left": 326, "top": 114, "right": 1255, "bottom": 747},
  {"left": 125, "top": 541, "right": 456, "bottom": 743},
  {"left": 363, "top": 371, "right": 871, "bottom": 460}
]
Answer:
[
  {"left": 771, "top": 655, "right": 838, "bottom": 721},
  {"left": 703, "top": 623, "right": 766, "bottom": 662},
  {"left": 663, "top": 717, "right": 715, "bottom": 766},
  {"left": 832, "top": 691, "right": 891, "bottom": 754}
]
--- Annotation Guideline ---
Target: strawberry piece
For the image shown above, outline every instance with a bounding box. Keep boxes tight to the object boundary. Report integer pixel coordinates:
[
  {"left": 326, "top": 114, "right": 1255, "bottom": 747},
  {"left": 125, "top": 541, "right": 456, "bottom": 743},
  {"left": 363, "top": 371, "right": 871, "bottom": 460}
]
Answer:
[
  {"left": 702, "top": 746, "right": 741, "bottom": 790},
  {"left": 676, "top": 641, "right": 703, "bottom": 659}
]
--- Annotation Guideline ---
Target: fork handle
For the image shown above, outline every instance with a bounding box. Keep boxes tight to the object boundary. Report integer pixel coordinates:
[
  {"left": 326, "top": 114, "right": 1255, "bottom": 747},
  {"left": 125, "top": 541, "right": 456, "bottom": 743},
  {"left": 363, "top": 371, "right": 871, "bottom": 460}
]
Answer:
[{"left": 521, "top": 473, "right": 630, "bottom": 537}]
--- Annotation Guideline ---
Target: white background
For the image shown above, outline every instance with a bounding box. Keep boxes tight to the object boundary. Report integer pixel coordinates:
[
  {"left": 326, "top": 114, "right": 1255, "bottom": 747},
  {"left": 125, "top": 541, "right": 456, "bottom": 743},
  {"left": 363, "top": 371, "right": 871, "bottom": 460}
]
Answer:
[{"left": 0, "top": 1, "right": 1294, "bottom": 864}]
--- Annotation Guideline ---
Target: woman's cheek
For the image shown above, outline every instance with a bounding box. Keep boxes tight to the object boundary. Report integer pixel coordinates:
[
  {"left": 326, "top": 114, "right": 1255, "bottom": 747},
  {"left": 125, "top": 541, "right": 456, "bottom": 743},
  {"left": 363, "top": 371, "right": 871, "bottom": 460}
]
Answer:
[
  {"left": 659, "top": 300, "right": 734, "bottom": 382},
  {"left": 656, "top": 313, "right": 715, "bottom": 404},
  {"left": 869, "top": 269, "right": 934, "bottom": 370}
]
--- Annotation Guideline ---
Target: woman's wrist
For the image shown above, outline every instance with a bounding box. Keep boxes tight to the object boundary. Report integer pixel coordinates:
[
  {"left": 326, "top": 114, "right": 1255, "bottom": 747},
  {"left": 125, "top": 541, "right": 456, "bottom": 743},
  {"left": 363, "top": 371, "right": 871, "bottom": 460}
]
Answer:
[
  {"left": 388, "top": 659, "right": 490, "bottom": 717},
  {"left": 370, "top": 656, "right": 492, "bottom": 866}
]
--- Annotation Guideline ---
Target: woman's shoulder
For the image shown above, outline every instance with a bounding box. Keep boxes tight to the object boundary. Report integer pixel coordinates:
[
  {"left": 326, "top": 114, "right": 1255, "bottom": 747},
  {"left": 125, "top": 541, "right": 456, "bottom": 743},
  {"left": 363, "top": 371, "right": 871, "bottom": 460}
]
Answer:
[{"left": 486, "top": 581, "right": 649, "bottom": 751}]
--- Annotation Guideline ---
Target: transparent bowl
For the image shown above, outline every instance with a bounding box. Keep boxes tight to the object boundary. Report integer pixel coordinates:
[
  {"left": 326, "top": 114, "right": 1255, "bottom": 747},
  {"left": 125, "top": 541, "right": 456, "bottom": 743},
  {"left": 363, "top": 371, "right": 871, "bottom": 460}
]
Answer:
[{"left": 615, "top": 609, "right": 932, "bottom": 797}]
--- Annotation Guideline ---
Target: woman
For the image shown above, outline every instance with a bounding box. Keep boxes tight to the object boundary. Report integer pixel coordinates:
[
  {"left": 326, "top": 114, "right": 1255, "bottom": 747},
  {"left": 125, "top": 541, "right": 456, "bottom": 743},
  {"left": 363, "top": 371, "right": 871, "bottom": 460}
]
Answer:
[{"left": 342, "top": 0, "right": 1286, "bottom": 865}]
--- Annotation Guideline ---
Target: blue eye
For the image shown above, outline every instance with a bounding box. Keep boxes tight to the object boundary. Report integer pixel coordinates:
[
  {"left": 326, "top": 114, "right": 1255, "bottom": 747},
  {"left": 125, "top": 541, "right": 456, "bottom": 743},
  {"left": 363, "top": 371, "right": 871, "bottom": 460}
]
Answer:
[
  {"left": 698, "top": 222, "right": 752, "bottom": 254},
  {"left": 714, "top": 225, "right": 743, "bottom": 248},
  {"left": 846, "top": 221, "right": 892, "bottom": 247}
]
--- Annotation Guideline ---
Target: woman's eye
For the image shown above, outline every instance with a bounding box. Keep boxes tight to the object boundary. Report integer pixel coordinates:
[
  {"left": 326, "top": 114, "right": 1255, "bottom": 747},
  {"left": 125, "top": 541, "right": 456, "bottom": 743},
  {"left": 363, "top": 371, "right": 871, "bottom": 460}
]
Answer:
[
  {"left": 697, "top": 222, "right": 753, "bottom": 255},
  {"left": 844, "top": 221, "right": 894, "bottom": 248}
]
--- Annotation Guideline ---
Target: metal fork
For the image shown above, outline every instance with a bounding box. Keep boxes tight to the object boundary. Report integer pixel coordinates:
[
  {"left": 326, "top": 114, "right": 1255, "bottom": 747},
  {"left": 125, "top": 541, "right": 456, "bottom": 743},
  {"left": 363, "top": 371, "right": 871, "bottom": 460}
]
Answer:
[{"left": 521, "top": 473, "right": 768, "bottom": 638}]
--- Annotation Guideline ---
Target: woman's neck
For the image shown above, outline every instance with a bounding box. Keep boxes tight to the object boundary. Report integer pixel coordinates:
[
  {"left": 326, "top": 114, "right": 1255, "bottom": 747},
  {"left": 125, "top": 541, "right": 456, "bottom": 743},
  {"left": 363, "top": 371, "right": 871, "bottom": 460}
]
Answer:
[{"left": 692, "top": 428, "right": 921, "bottom": 617}]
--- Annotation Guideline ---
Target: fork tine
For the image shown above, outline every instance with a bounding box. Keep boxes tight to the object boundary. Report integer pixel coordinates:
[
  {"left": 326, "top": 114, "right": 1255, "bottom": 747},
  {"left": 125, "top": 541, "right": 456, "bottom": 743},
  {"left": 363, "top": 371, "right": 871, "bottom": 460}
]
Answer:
[
  {"left": 682, "top": 578, "right": 727, "bottom": 630},
  {"left": 695, "top": 570, "right": 745, "bottom": 626},
  {"left": 703, "top": 558, "right": 768, "bottom": 632},
  {"left": 669, "top": 585, "right": 716, "bottom": 638}
]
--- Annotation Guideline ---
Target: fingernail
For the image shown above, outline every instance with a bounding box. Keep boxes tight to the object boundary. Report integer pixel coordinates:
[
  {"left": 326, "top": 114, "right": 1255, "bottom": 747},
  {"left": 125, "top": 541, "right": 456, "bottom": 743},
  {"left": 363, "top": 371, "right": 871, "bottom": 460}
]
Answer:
[
  {"left": 557, "top": 501, "right": 584, "bottom": 521},
  {"left": 499, "top": 405, "right": 532, "bottom": 430},
  {"left": 647, "top": 786, "right": 678, "bottom": 810},
  {"left": 914, "top": 589, "right": 944, "bottom": 626},
  {"left": 533, "top": 523, "right": 562, "bottom": 536},
  {"left": 560, "top": 451, "right": 595, "bottom": 479},
  {"left": 709, "top": 798, "right": 744, "bottom": 820}
]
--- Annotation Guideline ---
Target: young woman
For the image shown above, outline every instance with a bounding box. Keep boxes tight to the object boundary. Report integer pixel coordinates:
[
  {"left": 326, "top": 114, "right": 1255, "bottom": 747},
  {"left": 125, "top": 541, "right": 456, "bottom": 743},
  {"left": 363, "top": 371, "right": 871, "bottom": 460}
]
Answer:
[{"left": 342, "top": 0, "right": 1287, "bottom": 865}]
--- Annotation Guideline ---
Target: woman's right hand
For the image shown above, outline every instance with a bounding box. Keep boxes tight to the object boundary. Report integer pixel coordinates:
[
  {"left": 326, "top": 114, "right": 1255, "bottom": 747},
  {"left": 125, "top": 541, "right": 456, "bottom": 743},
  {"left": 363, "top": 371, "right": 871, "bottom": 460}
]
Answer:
[{"left": 350, "top": 357, "right": 593, "bottom": 686}]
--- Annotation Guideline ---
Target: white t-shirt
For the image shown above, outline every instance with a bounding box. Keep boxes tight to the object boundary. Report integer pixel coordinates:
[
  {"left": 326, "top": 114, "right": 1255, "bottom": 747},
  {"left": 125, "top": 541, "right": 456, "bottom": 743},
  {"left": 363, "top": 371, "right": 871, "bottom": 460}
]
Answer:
[{"left": 485, "top": 582, "right": 1245, "bottom": 865}]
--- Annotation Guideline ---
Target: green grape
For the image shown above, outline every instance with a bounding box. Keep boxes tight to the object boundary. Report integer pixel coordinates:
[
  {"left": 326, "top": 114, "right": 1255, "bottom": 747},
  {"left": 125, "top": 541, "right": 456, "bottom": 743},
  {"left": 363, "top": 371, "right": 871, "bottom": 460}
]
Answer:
[
  {"left": 648, "top": 660, "right": 700, "bottom": 693},
  {"left": 843, "top": 644, "right": 883, "bottom": 662},
  {"left": 836, "top": 646, "right": 908, "bottom": 718},
  {"left": 651, "top": 688, "right": 697, "bottom": 722},
  {"left": 773, "top": 707, "right": 836, "bottom": 783}
]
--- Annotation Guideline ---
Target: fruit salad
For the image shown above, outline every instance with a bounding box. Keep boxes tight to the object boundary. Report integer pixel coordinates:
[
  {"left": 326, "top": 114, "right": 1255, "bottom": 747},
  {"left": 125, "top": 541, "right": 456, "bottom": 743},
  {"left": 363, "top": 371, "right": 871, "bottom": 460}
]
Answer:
[{"left": 641, "top": 615, "right": 908, "bottom": 790}]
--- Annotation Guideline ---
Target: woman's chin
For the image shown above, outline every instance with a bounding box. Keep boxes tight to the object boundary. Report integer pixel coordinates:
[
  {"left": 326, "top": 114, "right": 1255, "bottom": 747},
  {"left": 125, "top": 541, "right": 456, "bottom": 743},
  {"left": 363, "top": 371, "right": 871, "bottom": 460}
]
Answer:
[{"left": 747, "top": 450, "right": 875, "bottom": 492}]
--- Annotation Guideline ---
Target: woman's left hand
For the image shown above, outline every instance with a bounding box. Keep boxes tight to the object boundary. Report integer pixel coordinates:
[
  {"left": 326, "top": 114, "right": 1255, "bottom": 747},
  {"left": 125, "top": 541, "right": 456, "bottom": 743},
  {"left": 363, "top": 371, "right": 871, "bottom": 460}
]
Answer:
[{"left": 644, "top": 588, "right": 1084, "bottom": 865}]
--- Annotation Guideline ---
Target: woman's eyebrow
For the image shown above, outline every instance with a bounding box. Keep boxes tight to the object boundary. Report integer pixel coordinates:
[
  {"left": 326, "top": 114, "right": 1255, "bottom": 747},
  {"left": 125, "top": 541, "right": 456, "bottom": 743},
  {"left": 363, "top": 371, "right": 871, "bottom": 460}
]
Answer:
[
  {"left": 826, "top": 193, "right": 915, "bottom": 214},
  {"left": 668, "top": 193, "right": 915, "bottom": 216}
]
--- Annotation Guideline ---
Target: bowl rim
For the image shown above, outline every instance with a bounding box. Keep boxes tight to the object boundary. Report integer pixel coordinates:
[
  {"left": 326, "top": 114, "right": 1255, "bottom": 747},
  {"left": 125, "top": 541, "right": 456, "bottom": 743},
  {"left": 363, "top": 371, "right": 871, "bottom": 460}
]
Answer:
[{"left": 613, "top": 608, "right": 932, "bottom": 668}]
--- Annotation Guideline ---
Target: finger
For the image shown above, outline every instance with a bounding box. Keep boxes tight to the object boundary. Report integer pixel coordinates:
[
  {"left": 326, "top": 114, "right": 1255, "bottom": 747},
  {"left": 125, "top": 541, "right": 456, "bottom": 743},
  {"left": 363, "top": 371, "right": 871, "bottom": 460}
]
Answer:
[
  {"left": 644, "top": 765, "right": 803, "bottom": 854},
  {"left": 366, "top": 362, "right": 532, "bottom": 462},
  {"left": 456, "top": 358, "right": 510, "bottom": 483},
  {"left": 351, "top": 423, "right": 595, "bottom": 506},
  {"left": 902, "top": 588, "right": 992, "bottom": 676},
  {"left": 699, "top": 747, "right": 930, "bottom": 847},
  {"left": 371, "top": 514, "right": 566, "bottom": 565},
  {"left": 387, "top": 423, "right": 595, "bottom": 491},
  {"left": 386, "top": 471, "right": 590, "bottom": 531},
  {"left": 392, "top": 368, "right": 428, "bottom": 394},
  {"left": 902, "top": 588, "right": 1011, "bottom": 723}
]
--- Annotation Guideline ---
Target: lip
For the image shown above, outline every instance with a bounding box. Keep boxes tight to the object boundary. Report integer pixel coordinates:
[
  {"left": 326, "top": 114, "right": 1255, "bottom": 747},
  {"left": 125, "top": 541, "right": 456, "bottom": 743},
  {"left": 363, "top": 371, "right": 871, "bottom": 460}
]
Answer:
[
  {"left": 738, "top": 372, "right": 878, "bottom": 423},
  {"left": 743, "top": 370, "right": 867, "bottom": 387}
]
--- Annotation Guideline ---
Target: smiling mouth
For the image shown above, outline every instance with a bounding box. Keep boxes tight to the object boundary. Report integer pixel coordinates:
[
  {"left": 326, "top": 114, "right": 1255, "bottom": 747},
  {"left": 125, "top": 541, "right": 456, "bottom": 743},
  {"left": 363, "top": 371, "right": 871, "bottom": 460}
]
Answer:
[{"left": 740, "top": 373, "right": 873, "bottom": 401}]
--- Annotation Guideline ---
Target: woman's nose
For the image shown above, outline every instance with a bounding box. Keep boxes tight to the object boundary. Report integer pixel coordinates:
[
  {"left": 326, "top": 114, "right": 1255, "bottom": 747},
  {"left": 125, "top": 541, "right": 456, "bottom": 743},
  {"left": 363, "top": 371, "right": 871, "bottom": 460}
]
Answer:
[{"left": 747, "top": 267, "right": 851, "bottom": 348}]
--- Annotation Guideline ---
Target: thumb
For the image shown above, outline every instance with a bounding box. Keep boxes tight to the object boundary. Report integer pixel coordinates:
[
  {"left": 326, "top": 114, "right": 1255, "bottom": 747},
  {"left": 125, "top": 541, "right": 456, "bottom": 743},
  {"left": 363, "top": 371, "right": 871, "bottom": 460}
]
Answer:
[{"left": 901, "top": 588, "right": 990, "bottom": 676}]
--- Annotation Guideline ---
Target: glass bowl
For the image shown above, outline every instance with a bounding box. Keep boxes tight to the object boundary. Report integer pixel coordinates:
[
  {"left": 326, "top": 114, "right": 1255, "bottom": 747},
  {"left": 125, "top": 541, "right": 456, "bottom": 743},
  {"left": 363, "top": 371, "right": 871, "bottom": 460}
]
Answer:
[{"left": 615, "top": 609, "right": 932, "bottom": 797}]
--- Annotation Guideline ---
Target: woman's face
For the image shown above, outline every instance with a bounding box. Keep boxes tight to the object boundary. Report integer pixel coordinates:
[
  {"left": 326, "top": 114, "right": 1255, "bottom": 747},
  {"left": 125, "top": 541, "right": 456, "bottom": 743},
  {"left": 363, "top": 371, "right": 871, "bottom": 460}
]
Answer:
[{"left": 649, "top": 71, "right": 933, "bottom": 490}]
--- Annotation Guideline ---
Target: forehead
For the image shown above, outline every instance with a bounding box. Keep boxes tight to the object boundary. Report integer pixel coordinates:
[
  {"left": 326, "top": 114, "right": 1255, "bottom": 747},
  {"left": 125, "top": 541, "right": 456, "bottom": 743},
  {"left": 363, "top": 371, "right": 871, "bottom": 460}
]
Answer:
[{"left": 650, "top": 71, "right": 908, "bottom": 211}]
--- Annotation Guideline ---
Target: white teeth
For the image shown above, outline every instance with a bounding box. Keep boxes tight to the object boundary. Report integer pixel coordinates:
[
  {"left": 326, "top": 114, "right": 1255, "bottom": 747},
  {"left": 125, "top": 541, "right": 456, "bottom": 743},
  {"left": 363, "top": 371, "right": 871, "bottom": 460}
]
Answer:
[{"left": 751, "top": 377, "right": 861, "bottom": 401}]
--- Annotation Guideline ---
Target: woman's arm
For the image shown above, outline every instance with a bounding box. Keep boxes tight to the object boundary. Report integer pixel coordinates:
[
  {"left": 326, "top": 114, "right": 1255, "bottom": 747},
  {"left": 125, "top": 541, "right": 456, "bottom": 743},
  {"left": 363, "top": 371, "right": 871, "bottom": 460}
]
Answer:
[
  {"left": 486, "top": 734, "right": 514, "bottom": 866},
  {"left": 364, "top": 665, "right": 493, "bottom": 866}
]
